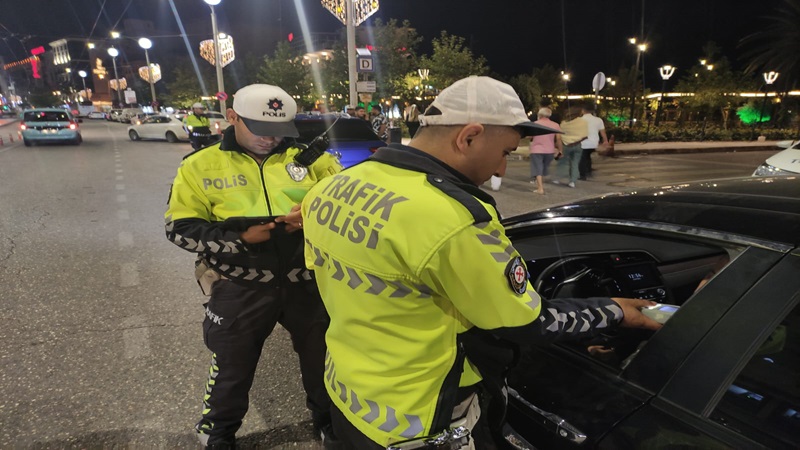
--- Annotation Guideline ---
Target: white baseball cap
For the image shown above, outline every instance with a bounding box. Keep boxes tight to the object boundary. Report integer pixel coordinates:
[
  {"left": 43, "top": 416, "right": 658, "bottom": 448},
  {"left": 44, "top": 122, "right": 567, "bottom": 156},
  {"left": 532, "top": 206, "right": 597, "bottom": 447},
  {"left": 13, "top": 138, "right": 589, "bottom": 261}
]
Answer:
[
  {"left": 192, "top": 102, "right": 205, "bottom": 109},
  {"left": 419, "top": 76, "right": 560, "bottom": 136},
  {"left": 232, "top": 84, "right": 299, "bottom": 137}
]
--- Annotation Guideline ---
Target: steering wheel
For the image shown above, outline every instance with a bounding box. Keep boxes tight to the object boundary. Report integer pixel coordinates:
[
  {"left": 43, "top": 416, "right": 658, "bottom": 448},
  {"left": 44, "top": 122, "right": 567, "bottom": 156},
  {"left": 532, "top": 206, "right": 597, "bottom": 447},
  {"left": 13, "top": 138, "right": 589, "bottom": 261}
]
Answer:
[{"left": 533, "top": 256, "right": 624, "bottom": 300}]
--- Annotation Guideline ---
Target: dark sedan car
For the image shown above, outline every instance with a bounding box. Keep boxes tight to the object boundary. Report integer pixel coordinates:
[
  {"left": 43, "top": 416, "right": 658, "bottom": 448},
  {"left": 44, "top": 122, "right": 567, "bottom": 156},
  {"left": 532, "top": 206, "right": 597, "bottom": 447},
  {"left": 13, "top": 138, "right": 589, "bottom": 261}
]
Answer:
[
  {"left": 500, "top": 176, "right": 799, "bottom": 450},
  {"left": 294, "top": 113, "right": 386, "bottom": 168}
]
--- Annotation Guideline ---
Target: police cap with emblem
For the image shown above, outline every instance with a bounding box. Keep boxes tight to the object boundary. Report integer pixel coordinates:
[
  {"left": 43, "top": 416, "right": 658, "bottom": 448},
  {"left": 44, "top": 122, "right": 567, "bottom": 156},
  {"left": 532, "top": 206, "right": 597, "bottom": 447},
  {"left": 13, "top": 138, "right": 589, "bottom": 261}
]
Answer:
[{"left": 232, "top": 84, "right": 299, "bottom": 138}]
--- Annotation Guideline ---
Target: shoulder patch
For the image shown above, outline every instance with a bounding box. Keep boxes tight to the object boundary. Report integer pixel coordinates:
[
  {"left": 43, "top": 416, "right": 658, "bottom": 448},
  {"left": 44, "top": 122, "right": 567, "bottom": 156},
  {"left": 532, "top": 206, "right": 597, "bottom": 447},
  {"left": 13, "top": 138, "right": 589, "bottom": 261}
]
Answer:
[{"left": 505, "top": 256, "right": 528, "bottom": 294}]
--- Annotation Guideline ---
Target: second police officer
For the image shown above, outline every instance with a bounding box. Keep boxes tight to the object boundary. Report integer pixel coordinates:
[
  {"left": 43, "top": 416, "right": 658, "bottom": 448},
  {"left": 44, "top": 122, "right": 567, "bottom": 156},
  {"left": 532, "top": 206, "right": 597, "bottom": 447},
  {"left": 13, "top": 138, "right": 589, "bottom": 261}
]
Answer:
[
  {"left": 166, "top": 84, "right": 343, "bottom": 448},
  {"left": 183, "top": 102, "right": 214, "bottom": 151}
]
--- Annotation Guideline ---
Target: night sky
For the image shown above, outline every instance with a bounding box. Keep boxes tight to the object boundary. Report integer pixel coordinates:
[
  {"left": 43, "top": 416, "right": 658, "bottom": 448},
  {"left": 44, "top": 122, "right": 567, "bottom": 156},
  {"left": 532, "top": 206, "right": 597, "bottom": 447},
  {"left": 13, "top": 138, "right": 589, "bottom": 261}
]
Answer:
[{"left": 0, "top": 0, "right": 783, "bottom": 92}]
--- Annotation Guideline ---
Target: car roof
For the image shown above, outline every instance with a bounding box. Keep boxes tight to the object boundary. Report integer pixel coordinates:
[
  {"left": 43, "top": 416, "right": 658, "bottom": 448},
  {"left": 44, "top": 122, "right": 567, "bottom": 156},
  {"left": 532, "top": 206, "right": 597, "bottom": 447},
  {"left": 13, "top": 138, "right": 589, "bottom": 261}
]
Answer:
[{"left": 504, "top": 176, "right": 800, "bottom": 246}]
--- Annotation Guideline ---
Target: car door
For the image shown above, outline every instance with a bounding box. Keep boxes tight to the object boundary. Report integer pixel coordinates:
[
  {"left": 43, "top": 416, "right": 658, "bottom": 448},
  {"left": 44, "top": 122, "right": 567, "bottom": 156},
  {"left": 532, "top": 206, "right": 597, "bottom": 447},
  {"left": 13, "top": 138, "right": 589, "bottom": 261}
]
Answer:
[
  {"left": 504, "top": 228, "right": 786, "bottom": 449},
  {"left": 138, "top": 117, "right": 162, "bottom": 139},
  {"left": 600, "top": 250, "right": 800, "bottom": 449}
]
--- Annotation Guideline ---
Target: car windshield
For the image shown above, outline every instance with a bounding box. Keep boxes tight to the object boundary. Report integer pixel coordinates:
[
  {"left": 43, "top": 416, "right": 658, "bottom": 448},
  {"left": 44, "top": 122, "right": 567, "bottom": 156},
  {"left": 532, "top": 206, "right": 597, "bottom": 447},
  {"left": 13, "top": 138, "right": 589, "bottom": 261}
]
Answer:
[
  {"left": 295, "top": 119, "right": 380, "bottom": 143},
  {"left": 24, "top": 111, "right": 70, "bottom": 122}
]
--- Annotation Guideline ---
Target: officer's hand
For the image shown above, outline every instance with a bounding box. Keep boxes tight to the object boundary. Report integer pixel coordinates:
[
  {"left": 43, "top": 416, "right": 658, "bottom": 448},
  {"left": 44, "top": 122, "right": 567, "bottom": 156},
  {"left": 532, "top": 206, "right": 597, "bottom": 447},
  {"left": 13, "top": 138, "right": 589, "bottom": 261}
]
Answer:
[
  {"left": 240, "top": 222, "right": 277, "bottom": 244},
  {"left": 275, "top": 204, "right": 304, "bottom": 233},
  {"left": 610, "top": 297, "right": 663, "bottom": 331}
]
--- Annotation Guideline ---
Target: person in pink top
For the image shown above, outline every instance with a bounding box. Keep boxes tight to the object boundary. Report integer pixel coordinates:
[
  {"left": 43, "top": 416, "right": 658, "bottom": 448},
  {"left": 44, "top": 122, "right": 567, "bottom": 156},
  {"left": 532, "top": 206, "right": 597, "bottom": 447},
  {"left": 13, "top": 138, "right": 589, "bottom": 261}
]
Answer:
[{"left": 529, "top": 107, "right": 563, "bottom": 194}]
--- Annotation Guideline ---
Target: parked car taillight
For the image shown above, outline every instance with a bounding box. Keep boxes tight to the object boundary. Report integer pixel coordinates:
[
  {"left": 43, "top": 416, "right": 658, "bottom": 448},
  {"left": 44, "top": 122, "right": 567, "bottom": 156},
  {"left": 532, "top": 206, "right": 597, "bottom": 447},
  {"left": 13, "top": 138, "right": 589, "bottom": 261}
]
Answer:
[
  {"left": 69, "top": 121, "right": 78, "bottom": 130},
  {"left": 19, "top": 122, "right": 27, "bottom": 130}
]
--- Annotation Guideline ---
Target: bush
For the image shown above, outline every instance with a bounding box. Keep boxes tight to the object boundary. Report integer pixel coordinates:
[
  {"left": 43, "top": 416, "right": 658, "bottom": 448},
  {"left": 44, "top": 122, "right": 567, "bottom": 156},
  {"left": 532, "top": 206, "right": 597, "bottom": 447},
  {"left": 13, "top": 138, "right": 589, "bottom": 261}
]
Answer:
[{"left": 606, "top": 125, "right": 799, "bottom": 143}]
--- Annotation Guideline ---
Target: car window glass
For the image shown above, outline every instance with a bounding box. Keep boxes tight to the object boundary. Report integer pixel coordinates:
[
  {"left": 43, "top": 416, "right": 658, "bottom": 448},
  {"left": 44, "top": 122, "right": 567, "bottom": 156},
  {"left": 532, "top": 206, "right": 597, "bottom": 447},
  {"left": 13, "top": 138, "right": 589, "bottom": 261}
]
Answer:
[
  {"left": 708, "top": 302, "right": 800, "bottom": 447},
  {"left": 25, "top": 111, "right": 70, "bottom": 122},
  {"left": 516, "top": 230, "right": 739, "bottom": 373}
]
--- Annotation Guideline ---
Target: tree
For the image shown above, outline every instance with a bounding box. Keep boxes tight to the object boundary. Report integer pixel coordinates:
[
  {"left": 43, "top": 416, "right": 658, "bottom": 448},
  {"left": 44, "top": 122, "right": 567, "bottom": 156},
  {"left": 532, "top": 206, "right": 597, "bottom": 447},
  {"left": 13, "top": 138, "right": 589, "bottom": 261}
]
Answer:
[
  {"left": 418, "top": 31, "right": 489, "bottom": 92},
  {"left": 161, "top": 56, "right": 215, "bottom": 109},
  {"left": 256, "top": 41, "right": 310, "bottom": 102},
  {"left": 532, "top": 64, "right": 568, "bottom": 111},
  {"left": 739, "top": 0, "right": 800, "bottom": 90},
  {"left": 508, "top": 73, "right": 541, "bottom": 116},
  {"left": 367, "top": 19, "right": 423, "bottom": 100},
  {"left": 674, "top": 42, "right": 757, "bottom": 128},
  {"left": 317, "top": 39, "right": 351, "bottom": 110}
]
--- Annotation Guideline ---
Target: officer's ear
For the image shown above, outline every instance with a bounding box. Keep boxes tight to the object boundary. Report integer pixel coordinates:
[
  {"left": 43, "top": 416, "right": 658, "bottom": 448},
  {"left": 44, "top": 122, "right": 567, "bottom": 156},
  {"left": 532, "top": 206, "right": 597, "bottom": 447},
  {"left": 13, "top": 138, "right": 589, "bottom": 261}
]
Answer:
[
  {"left": 226, "top": 109, "right": 237, "bottom": 123},
  {"left": 455, "top": 123, "right": 483, "bottom": 153}
]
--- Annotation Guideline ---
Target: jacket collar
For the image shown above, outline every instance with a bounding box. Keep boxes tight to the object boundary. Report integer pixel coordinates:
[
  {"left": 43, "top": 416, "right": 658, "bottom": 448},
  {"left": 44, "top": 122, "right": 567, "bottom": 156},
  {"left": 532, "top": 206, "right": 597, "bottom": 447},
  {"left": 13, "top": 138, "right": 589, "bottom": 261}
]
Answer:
[
  {"left": 369, "top": 144, "right": 498, "bottom": 208},
  {"left": 218, "top": 125, "right": 292, "bottom": 156}
]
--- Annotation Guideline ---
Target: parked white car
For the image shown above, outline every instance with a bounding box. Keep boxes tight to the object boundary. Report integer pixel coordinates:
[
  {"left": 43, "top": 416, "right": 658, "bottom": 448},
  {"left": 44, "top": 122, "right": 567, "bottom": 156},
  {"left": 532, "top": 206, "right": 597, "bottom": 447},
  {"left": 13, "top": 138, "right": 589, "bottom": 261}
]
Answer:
[
  {"left": 127, "top": 114, "right": 189, "bottom": 143},
  {"left": 753, "top": 140, "right": 800, "bottom": 176}
]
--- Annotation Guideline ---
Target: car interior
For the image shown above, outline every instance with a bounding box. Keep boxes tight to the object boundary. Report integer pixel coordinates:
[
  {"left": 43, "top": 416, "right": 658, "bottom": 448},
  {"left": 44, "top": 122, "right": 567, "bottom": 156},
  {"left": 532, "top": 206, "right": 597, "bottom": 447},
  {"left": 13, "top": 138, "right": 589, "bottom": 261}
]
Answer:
[{"left": 509, "top": 222, "right": 742, "bottom": 370}]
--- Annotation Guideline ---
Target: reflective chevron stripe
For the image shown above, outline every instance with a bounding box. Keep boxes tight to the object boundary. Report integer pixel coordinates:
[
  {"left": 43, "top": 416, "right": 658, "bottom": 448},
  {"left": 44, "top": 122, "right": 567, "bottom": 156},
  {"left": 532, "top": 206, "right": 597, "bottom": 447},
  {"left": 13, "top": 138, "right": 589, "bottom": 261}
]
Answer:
[
  {"left": 325, "top": 353, "right": 424, "bottom": 439},
  {"left": 166, "top": 217, "right": 243, "bottom": 255}
]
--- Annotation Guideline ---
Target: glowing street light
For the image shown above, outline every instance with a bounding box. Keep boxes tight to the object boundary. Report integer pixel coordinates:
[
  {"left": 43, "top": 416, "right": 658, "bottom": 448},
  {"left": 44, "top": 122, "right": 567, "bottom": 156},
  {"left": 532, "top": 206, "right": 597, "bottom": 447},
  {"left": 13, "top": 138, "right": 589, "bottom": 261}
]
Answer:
[
  {"left": 107, "top": 47, "right": 122, "bottom": 107},
  {"left": 78, "top": 70, "right": 87, "bottom": 94},
  {"left": 756, "top": 71, "right": 780, "bottom": 136},
  {"left": 138, "top": 37, "right": 158, "bottom": 108},
  {"left": 628, "top": 38, "right": 648, "bottom": 127},
  {"left": 203, "top": 0, "right": 227, "bottom": 112},
  {"left": 655, "top": 65, "right": 676, "bottom": 126}
]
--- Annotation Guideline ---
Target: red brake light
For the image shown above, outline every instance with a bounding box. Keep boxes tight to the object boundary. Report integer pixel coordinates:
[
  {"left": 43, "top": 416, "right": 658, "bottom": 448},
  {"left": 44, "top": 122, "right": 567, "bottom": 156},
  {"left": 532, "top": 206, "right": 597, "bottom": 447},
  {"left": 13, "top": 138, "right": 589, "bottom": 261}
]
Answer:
[
  {"left": 20, "top": 122, "right": 27, "bottom": 130},
  {"left": 69, "top": 121, "right": 78, "bottom": 130}
]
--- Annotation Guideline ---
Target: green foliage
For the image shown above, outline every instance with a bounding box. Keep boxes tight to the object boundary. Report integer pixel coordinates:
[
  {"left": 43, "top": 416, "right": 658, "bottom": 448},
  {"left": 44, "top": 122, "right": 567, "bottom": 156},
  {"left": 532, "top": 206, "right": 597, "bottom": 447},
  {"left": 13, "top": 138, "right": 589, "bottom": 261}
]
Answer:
[
  {"left": 161, "top": 56, "right": 215, "bottom": 109},
  {"left": 257, "top": 41, "right": 310, "bottom": 102},
  {"left": 317, "top": 39, "right": 351, "bottom": 110},
  {"left": 509, "top": 73, "right": 541, "bottom": 115},
  {"left": 369, "top": 19, "right": 423, "bottom": 100},
  {"left": 607, "top": 124, "right": 796, "bottom": 142},
  {"left": 740, "top": 0, "right": 800, "bottom": 89},
  {"left": 419, "top": 31, "right": 489, "bottom": 92},
  {"left": 736, "top": 102, "right": 771, "bottom": 124}
]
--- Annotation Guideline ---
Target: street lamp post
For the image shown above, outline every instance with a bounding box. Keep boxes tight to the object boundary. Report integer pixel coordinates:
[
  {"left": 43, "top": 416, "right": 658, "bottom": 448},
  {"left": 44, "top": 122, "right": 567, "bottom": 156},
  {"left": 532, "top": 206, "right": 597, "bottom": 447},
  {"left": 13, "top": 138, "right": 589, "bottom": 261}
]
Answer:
[
  {"left": 655, "top": 65, "right": 675, "bottom": 126},
  {"left": 204, "top": 0, "right": 226, "bottom": 112},
  {"left": 628, "top": 39, "right": 647, "bottom": 128},
  {"left": 78, "top": 70, "right": 88, "bottom": 99},
  {"left": 755, "top": 71, "right": 779, "bottom": 139},
  {"left": 138, "top": 37, "right": 157, "bottom": 109},
  {"left": 107, "top": 47, "right": 122, "bottom": 107}
]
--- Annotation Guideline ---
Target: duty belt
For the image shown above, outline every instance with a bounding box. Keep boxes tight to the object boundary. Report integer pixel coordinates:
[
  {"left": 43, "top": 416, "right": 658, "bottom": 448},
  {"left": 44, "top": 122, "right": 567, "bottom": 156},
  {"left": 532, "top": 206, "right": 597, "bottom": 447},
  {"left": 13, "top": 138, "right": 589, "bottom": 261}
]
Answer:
[{"left": 386, "top": 393, "right": 480, "bottom": 450}]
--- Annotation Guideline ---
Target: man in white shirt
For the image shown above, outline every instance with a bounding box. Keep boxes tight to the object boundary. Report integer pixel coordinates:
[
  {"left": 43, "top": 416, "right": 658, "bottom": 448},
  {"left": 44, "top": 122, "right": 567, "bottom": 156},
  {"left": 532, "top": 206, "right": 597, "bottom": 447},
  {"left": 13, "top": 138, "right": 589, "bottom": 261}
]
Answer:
[{"left": 579, "top": 104, "right": 608, "bottom": 180}]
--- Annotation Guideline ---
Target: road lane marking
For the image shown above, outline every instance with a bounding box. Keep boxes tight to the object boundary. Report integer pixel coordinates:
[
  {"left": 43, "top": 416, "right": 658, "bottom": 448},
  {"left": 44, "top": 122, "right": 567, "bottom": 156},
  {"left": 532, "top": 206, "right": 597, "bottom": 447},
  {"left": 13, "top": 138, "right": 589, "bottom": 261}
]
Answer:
[
  {"left": 117, "top": 194, "right": 127, "bottom": 202},
  {"left": 116, "top": 184, "right": 125, "bottom": 190},
  {"left": 118, "top": 209, "right": 130, "bottom": 220},
  {"left": 120, "top": 262, "right": 140, "bottom": 287}
]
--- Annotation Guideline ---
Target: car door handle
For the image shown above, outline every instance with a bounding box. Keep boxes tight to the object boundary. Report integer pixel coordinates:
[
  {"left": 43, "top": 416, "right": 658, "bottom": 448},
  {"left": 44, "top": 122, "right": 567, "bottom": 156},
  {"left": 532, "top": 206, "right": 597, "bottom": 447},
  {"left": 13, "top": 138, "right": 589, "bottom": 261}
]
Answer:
[{"left": 508, "top": 387, "right": 587, "bottom": 444}]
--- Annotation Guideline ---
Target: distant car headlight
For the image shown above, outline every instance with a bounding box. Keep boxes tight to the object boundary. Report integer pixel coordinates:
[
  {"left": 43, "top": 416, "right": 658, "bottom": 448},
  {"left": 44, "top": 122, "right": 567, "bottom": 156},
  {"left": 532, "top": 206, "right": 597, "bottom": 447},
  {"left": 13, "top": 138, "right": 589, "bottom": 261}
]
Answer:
[{"left": 752, "top": 163, "right": 796, "bottom": 177}]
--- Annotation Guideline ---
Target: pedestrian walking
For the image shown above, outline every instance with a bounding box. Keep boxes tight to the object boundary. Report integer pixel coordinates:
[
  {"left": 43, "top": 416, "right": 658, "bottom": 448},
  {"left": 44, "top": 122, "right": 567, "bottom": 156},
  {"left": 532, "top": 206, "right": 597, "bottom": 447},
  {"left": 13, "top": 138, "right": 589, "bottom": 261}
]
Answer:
[
  {"left": 579, "top": 103, "right": 608, "bottom": 180},
  {"left": 554, "top": 107, "right": 588, "bottom": 188},
  {"left": 529, "top": 107, "right": 563, "bottom": 194},
  {"left": 165, "top": 84, "right": 343, "bottom": 449},
  {"left": 300, "top": 76, "right": 661, "bottom": 449}
]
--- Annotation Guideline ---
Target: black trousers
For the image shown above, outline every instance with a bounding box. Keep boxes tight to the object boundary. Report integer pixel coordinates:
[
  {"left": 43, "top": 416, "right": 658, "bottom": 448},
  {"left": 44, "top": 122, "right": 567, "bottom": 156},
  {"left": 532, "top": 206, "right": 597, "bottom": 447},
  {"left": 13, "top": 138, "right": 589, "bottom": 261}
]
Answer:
[
  {"left": 579, "top": 147, "right": 595, "bottom": 178},
  {"left": 196, "top": 279, "right": 331, "bottom": 445}
]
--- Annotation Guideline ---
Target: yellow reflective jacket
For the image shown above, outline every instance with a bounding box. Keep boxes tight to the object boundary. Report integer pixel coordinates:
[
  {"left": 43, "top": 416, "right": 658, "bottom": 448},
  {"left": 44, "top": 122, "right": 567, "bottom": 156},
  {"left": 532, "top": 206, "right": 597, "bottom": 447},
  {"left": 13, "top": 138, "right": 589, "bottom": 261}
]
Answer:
[
  {"left": 183, "top": 112, "right": 210, "bottom": 130},
  {"left": 166, "top": 128, "right": 342, "bottom": 281},
  {"left": 301, "top": 145, "right": 623, "bottom": 446}
]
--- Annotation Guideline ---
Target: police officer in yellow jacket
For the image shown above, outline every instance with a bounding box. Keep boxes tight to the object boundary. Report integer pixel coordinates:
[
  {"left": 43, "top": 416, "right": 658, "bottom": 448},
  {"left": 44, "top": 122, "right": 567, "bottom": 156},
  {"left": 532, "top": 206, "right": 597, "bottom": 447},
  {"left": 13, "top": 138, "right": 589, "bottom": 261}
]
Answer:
[
  {"left": 166, "top": 84, "right": 343, "bottom": 448},
  {"left": 301, "top": 76, "right": 661, "bottom": 449},
  {"left": 184, "top": 102, "right": 213, "bottom": 150}
]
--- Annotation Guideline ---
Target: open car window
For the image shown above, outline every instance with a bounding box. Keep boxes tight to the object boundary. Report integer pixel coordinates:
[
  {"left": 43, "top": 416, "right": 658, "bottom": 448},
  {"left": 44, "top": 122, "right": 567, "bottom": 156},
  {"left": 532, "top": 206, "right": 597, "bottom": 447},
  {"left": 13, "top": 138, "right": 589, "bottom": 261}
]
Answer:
[{"left": 513, "top": 225, "right": 742, "bottom": 373}]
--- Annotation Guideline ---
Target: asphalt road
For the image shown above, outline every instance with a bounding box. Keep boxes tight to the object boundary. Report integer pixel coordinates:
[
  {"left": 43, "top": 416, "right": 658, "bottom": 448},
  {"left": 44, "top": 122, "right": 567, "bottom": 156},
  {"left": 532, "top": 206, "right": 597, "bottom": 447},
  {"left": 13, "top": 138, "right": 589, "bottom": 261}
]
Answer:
[{"left": 0, "top": 119, "right": 776, "bottom": 449}]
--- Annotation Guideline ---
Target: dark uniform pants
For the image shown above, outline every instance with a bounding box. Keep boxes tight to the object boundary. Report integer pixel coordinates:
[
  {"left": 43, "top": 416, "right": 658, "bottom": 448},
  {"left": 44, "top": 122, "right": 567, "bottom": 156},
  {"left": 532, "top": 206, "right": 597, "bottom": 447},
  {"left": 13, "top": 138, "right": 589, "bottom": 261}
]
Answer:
[{"left": 196, "top": 278, "right": 331, "bottom": 445}]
